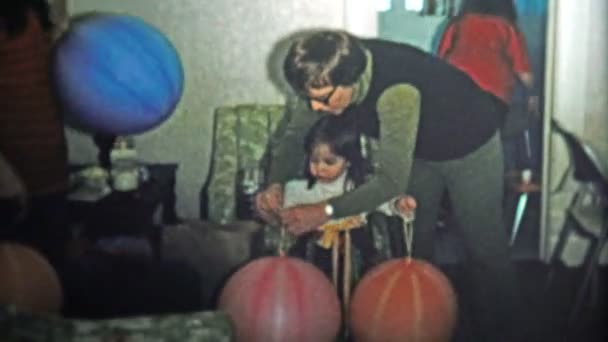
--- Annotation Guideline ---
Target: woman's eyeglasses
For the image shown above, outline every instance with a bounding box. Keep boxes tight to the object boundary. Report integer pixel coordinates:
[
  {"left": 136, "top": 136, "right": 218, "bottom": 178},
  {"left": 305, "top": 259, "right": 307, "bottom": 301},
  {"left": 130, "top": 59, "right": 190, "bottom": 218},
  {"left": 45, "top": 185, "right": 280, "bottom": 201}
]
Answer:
[{"left": 305, "top": 86, "right": 337, "bottom": 105}]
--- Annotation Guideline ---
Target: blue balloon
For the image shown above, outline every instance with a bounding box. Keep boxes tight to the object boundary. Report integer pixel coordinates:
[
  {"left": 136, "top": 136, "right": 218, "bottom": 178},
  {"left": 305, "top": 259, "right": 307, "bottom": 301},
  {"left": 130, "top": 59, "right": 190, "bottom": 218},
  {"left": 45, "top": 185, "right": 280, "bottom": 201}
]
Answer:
[{"left": 53, "top": 13, "right": 184, "bottom": 135}]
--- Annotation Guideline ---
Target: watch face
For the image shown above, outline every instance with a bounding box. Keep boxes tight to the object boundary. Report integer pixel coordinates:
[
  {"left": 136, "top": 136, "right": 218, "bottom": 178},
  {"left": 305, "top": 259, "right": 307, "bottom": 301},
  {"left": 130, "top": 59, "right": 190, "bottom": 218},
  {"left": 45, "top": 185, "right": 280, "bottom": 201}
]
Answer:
[{"left": 324, "top": 204, "right": 334, "bottom": 216}]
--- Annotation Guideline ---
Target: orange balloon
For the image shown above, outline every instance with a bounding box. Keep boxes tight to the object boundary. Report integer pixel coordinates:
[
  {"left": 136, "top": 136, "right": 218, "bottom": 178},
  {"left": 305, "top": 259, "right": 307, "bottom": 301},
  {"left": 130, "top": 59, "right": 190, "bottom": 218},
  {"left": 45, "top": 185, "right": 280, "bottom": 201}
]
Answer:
[
  {"left": 350, "top": 258, "right": 457, "bottom": 342},
  {"left": 0, "top": 242, "right": 63, "bottom": 313}
]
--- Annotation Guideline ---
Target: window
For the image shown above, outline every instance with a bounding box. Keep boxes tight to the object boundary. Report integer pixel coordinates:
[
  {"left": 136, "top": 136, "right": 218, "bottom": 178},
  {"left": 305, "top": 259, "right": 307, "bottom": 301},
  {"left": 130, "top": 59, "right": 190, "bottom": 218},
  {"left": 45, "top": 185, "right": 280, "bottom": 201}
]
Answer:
[
  {"left": 405, "top": 0, "right": 425, "bottom": 12},
  {"left": 376, "top": 0, "right": 392, "bottom": 12},
  {"left": 376, "top": 0, "right": 458, "bottom": 16}
]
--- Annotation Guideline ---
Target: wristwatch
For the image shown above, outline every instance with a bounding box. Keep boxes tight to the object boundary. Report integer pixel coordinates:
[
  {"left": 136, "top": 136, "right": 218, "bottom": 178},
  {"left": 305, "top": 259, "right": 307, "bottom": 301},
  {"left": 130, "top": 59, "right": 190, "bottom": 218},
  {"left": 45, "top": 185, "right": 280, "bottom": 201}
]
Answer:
[{"left": 324, "top": 203, "right": 334, "bottom": 218}]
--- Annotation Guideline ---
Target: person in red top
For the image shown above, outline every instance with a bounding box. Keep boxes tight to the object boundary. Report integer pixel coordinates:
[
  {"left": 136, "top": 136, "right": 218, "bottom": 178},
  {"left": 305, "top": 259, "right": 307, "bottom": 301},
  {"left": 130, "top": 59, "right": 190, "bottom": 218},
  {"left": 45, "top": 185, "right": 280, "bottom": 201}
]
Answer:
[
  {"left": 437, "top": 0, "right": 536, "bottom": 114},
  {"left": 1, "top": 0, "right": 70, "bottom": 268}
]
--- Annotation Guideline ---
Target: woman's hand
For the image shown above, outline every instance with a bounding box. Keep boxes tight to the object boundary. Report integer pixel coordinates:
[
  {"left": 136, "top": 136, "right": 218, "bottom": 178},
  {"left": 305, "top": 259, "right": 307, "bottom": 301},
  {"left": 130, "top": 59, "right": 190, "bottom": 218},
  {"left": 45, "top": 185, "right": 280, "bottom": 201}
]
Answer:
[
  {"left": 280, "top": 202, "right": 329, "bottom": 237},
  {"left": 394, "top": 195, "right": 417, "bottom": 216},
  {"left": 254, "top": 183, "right": 283, "bottom": 225}
]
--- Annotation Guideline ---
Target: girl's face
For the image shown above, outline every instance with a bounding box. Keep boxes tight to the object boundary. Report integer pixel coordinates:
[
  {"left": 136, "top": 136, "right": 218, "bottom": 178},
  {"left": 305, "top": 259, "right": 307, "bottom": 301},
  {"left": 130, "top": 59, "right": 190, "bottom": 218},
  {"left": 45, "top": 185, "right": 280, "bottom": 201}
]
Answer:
[{"left": 309, "top": 142, "right": 349, "bottom": 183}]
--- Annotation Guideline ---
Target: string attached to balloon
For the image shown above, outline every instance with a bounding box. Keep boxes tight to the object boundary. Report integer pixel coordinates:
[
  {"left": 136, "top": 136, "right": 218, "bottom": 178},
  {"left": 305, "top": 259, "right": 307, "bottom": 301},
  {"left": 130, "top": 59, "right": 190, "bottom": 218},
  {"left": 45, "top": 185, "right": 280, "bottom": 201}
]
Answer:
[
  {"left": 401, "top": 210, "right": 415, "bottom": 261},
  {"left": 317, "top": 215, "right": 366, "bottom": 320},
  {"left": 278, "top": 225, "right": 288, "bottom": 257},
  {"left": 277, "top": 222, "right": 298, "bottom": 257}
]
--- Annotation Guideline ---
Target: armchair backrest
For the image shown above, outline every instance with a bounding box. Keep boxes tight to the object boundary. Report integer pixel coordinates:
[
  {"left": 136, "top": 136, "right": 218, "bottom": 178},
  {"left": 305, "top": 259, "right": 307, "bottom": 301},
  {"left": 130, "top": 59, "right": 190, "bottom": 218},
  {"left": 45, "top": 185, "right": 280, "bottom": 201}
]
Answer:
[{"left": 202, "top": 104, "right": 285, "bottom": 224}]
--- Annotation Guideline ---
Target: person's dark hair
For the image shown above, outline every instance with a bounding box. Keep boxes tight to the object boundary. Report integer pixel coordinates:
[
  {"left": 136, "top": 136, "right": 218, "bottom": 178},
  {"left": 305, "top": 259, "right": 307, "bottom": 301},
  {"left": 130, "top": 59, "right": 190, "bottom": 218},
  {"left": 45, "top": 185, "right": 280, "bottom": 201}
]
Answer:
[
  {"left": 303, "top": 114, "right": 372, "bottom": 190},
  {"left": 0, "top": 0, "right": 53, "bottom": 37},
  {"left": 283, "top": 30, "right": 367, "bottom": 95},
  {"left": 459, "top": 0, "right": 517, "bottom": 23}
]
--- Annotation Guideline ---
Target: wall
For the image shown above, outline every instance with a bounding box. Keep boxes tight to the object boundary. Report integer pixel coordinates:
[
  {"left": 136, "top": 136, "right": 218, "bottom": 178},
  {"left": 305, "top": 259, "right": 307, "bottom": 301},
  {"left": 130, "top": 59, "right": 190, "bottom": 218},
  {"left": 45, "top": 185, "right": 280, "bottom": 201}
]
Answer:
[
  {"left": 63, "top": 0, "right": 377, "bottom": 218},
  {"left": 542, "top": 0, "right": 608, "bottom": 264},
  {"left": 549, "top": 0, "right": 608, "bottom": 148},
  {"left": 378, "top": 10, "right": 447, "bottom": 52}
]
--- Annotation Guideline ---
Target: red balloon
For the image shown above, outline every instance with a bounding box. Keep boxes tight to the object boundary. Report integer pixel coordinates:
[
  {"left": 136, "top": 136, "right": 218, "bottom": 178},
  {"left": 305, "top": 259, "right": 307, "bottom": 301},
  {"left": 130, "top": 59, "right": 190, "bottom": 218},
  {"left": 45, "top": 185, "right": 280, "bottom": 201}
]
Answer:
[
  {"left": 218, "top": 256, "right": 341, "bottom": 342},
  {"left": 350, "top": 258, "right": 457, "bottom": 342}
]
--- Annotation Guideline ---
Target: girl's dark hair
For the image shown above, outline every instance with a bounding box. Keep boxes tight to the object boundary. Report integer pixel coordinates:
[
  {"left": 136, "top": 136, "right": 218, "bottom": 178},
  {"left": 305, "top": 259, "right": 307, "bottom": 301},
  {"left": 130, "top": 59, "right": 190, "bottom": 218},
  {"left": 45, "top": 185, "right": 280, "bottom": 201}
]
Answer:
[
  {"left": 0, "top": 0, "right": 53, "bottom": 37},
  {"left": 459, "top": 0, "right": 517, "bottom": 23},
  {"left": 303, "top": 114, "right": 372, "bottom": 190},
  {"left": 283, "top": 30, "right": 366, "bottom": 95}
]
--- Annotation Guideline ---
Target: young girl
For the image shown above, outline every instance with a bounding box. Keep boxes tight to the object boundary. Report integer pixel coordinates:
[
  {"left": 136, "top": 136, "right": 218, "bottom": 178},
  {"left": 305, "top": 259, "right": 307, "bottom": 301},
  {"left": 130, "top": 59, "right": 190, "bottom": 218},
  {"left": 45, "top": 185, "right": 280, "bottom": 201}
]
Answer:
[{"left": 283, "top": 113, "right": 416, "bottom": 281}]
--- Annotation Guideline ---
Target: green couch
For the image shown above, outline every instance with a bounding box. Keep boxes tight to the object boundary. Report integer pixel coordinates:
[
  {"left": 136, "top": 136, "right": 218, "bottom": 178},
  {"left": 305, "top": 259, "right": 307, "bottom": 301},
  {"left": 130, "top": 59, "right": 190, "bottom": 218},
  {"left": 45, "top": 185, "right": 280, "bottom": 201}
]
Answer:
[{"left": 0, "top": 305, "right": 232, "bottom": 341}]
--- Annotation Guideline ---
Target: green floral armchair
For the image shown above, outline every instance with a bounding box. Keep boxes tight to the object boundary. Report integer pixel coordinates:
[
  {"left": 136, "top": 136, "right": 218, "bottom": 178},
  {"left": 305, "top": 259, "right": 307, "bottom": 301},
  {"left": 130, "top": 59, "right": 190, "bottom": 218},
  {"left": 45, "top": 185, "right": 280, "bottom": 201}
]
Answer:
[{"left": 201, "top": 104, "right": 285, "bottom": 224}]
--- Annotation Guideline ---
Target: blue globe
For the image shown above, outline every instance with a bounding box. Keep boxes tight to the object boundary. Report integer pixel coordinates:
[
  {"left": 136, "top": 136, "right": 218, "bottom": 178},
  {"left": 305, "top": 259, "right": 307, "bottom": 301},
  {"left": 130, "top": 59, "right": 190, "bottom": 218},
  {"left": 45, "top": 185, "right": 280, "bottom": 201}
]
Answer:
[{"left": 53, "top": 13, "right": 184, "bottom": 135}]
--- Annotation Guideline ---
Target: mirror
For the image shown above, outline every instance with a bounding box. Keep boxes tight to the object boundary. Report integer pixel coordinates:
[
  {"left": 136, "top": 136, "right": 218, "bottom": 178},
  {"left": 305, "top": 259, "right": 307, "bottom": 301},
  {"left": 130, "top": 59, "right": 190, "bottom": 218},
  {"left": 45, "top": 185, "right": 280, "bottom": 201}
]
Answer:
[{"left": 375, "top": 0, "right": 549, "bottom": 260}]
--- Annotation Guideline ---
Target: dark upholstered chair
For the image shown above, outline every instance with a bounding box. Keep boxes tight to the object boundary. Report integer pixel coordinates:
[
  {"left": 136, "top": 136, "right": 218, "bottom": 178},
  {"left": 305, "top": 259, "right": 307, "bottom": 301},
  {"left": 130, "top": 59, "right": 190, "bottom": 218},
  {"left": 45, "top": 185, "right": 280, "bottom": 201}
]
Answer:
[{"left": 547, "top": 119, "right": 608, "bottom": 326}]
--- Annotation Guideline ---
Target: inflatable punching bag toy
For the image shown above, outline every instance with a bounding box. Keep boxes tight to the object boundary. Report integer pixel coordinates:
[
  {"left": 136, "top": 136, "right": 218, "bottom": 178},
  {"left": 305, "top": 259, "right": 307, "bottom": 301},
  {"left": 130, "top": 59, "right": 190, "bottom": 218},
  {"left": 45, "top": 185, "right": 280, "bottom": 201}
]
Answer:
[
  {"left": 218, "top": 256, "right": 341, "bottom": 342},
  {"left": 350, "top": 258, "right": 458, "bottom": 342}
]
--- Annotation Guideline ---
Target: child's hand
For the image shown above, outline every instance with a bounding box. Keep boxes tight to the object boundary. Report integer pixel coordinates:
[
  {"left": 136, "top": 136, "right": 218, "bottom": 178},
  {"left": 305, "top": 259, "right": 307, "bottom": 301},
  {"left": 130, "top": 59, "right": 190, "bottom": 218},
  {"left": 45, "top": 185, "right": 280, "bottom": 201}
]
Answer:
[
  {"left": 254, "top": 183, "right": 283, "bottom": 226},
  {"left": 394, "top": 195, "right": 417, "bottom": 216}
]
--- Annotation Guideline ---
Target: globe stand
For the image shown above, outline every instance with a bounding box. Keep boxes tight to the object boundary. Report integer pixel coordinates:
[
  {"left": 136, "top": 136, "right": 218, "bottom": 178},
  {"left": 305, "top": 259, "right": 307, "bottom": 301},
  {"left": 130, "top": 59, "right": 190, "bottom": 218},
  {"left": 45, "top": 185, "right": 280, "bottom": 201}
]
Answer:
[{"left": 93, "top": 134, "right": 116, "bottom": 170}]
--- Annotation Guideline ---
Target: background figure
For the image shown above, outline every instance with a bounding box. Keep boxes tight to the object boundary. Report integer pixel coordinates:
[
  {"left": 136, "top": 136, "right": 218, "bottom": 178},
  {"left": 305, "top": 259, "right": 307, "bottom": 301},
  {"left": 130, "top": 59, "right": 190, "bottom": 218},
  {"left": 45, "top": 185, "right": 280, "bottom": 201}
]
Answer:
[
  {"left": 0, "top": 0, "right": 70, "bottom": 268},
  {"left": 437, "top": 0, "right": 538, "bottom": 173}
]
